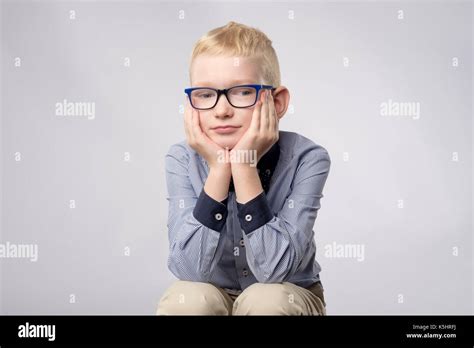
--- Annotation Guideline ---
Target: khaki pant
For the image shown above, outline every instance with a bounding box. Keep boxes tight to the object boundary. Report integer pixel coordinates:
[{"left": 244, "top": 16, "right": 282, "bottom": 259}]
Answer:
[{"left": 156, "top": 280, "right": 326, "bottom": 315}]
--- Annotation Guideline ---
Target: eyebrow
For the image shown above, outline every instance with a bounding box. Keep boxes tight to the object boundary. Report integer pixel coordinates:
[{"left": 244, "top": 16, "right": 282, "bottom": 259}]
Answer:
[{"left": 192, "top": 79, "right": 257, "bottom": 87}]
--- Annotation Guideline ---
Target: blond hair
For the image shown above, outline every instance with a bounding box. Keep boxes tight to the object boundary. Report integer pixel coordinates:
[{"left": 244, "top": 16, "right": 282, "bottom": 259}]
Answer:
[{"left": 189, "top": 21, "right": 281, "bottom": 87}]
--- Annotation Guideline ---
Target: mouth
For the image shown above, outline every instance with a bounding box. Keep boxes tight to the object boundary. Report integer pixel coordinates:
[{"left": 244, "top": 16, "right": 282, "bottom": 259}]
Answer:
[{"left": 212, "top": 125, "right": 241, "bottom": 134}]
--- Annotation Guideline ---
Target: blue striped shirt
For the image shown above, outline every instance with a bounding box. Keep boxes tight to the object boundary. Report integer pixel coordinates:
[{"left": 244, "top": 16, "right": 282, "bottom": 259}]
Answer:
[{"left": 164, "top": 130, "right": 331, "bottom": 295}]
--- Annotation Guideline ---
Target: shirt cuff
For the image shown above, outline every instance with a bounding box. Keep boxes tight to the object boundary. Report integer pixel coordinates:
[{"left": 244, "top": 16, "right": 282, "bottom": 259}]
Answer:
[
  {"left": 236, "top": 191, "right": 274, "bottom": 234},
  {"left": 193, "top": 189, "right": 228, "bottom": 232}
]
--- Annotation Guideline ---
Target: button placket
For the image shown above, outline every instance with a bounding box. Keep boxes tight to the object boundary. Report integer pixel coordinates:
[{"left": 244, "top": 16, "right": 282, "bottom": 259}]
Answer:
[{"left": 231, "top": 194, "right": 254, "bottom": 288}]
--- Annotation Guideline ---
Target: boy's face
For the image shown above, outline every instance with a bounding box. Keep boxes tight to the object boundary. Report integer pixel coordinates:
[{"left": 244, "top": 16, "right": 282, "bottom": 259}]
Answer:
[{"left": 190, "top": 54, "right": 265, "bottom": 150}]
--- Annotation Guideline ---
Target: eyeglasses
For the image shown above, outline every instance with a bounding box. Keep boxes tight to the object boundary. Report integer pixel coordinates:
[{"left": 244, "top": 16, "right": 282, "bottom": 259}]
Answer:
[{"left": 184, "top": 84, "right": 276, "bottom": 110}]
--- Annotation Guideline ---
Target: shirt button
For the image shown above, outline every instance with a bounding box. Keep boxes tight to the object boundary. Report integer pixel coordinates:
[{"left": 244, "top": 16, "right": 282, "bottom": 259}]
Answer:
[
  {"left": 265, "top": 169, "right": 271, "bottom": 175},
  {"left": 242, "top": 269, "right": 249, "bottom": 277},
  {"left": 245, "top": 214, "right": 252, "bottom": 222},
  {"left": 239, "top": 238, "right": 245, "bottom": 247},
  {"left": 214, "top": 213, "right": 223, "bottom": 221}
]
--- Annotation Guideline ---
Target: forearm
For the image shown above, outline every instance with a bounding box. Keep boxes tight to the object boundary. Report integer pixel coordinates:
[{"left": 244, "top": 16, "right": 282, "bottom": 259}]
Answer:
[
  {"left": 231, "top": 163, "right": 263, "bottom": 204},
  {"left": 169, "top": 166, "right": 230, "bottom": 281},
  {"left": 204, "top": 164, "right": 232, "bottom": 202}
]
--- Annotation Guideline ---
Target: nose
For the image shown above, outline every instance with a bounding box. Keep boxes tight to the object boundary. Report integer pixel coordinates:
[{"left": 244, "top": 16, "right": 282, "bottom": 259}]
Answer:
[{"left": 213, "top": 92, "right": 233, "bottom": 118}]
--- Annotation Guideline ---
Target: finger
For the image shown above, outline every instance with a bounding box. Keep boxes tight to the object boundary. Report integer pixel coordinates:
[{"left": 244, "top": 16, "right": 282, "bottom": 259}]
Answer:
[
  {"left": 249, "top": 90, "right": 263, "bottom": 132},
  {"left": 268, "top": 91, "right": 277, "bottom": 132},
  {"left": 184, "top": 97, "right": 194, "bottom": 143},
  {"left": 191, "top": 107, "right": 205, "bottom": 141},
  {"left": 261, "top": 90, "right": 269, "bottom": 132},
  {"left": 189, "top": 106, "right": 197, "bottom": 140}
]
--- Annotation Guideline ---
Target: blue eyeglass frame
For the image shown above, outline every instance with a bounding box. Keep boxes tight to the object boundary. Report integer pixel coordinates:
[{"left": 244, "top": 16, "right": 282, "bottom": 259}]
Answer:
[{"left": 184, "top": 84, "right": 276, "bottom": 110}]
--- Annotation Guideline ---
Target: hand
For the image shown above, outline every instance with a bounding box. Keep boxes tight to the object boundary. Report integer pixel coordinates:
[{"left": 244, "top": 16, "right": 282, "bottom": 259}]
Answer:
[
  {"left": 231, "top": 89, "right": 279, "bottom": 164},
  {"left": 184, "top": 96, "right": 230, "bottom": 170}
]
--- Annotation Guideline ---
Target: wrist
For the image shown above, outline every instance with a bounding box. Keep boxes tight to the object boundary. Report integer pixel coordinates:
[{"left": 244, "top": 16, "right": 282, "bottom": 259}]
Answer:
[
  {"left": 205, "top": 165, "right": 231, "bottom": 202},
  {"left": 231, "top": 161, "right": 258, "bottom": 172},
  {"left": 209, "top": 162, "right": 232, "bottom": 175}
]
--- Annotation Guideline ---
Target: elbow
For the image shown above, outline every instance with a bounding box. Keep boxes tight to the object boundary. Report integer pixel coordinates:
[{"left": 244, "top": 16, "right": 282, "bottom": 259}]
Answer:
[
  {"left": 167, "top": 248, "right": 211, "bottom": 283},
  {"left": 251, "top": 246, "right": 296, "bottom": 284}
]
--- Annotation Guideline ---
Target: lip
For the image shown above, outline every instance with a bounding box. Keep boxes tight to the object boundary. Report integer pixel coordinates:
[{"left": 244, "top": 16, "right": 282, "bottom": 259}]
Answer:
[{"left": 212, "top": 125, "right": 240, "bottom": 134}]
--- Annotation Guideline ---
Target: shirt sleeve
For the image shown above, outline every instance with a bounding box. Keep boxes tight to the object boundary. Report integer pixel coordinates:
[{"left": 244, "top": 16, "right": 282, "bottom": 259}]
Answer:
[
  {"left": 193, "top": 189, "right": 228, "bottom": 232},
  {"left": 165, "top": 144, "right": 227, "bottom": 282},
  {"left": 235, "top": 148, "right": 331, "bottom": 283}
]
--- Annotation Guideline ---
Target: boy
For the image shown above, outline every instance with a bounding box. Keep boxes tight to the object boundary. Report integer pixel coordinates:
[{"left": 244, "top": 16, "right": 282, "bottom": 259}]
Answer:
[{"left": 156, "top": 21, "right": 331, "bottom": 315}]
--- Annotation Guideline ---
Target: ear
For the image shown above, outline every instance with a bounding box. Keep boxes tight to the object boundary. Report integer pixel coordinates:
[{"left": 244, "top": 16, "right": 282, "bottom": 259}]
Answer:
[{"left": 271, "top": 86, "right": 290, "bottom": 120}]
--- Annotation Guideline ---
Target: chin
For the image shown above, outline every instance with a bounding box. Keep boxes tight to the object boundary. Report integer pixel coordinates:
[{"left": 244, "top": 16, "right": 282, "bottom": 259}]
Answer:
[{"left": 211, "top": 136, "right": 238, "bottom": 150}]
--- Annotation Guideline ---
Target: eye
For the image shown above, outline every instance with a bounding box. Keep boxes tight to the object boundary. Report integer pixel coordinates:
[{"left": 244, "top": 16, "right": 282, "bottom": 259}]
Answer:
[
  {"left": 198, "top": 93, "right": 213, "bottom": 99},
  {"left": 194, "top": 90, "right": 216, "bottom": 99},
  {"left": 230, "top": 87, "right": 256, "bottom": 96}
]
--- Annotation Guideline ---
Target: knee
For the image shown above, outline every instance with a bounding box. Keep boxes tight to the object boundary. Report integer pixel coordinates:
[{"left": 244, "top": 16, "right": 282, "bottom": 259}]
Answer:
[
  {"left": 156, "top": 280, "right": 231, "bottom": 315},
  {"left": 233, "top": 282, "right": 300, "bottom": 315}
]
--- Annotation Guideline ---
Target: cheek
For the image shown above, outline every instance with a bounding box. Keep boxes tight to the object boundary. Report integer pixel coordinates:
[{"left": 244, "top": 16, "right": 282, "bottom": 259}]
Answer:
[
  {"left": 198, "top": 114, "right": 211, "bottom": 130},
  {"left": 240, "top": 111, "right": 254, "bottom": 131}
]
